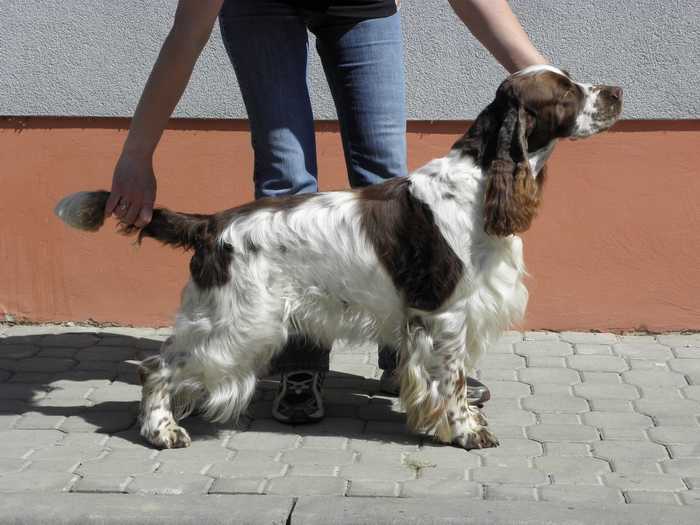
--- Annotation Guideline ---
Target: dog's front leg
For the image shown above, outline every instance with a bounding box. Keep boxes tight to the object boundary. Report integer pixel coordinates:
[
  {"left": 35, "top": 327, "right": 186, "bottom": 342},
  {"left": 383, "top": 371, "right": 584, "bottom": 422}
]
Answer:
[
  {"left": 399, "top": 317, "right": 498, "bottom": 450},
  {"left": 137, "top": 341, "right": 192, "bottom": 449}
]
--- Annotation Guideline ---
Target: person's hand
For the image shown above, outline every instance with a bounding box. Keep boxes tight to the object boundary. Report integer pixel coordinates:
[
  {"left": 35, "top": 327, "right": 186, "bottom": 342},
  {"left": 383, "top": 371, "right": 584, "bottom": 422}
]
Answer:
[{"left": 105, "top": 152, "right": 157, "bottom": 228}]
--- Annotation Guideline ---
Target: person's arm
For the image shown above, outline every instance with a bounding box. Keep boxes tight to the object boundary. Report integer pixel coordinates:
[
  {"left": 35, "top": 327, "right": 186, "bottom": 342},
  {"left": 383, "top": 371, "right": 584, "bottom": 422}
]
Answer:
[
  {"left": 447, "top": 0, "right": 548, "bottom": 73},
  {"left": 106, "top": 0, "right": 224, "bottom": 227}
]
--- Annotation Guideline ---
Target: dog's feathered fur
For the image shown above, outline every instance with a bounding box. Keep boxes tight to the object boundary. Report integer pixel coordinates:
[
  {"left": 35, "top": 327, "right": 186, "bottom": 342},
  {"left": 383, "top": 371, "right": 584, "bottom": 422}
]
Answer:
[{"left": 55, "top": 66, "right": 622, "bottom": 449}]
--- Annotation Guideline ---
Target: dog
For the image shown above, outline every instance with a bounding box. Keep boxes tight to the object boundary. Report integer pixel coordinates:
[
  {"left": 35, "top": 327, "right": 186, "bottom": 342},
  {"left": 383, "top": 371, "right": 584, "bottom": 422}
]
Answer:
[{"left": 55, "top": 65, "right": 622, "bottom": 450}]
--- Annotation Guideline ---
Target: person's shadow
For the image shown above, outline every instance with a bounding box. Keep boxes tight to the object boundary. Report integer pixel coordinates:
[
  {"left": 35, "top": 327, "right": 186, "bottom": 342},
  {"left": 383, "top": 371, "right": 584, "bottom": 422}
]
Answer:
[{"left": 0, "top": 331, "right": 422, "bottom": 449}]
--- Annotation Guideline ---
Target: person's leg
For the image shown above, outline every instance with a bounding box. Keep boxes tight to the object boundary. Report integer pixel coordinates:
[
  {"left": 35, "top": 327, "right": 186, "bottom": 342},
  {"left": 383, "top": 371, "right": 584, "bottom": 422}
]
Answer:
[
  {"left": 311, "top": 12, "right": 407, "bottom": 391},
  {"left": 219, "top": 0, "right": 319, "bottom": 198},
  {"left": 219, "top": 0, "right": 329, "bottom": 423},
  {"left": 311, "top": 13, "right": 408, "bottom": 189}
]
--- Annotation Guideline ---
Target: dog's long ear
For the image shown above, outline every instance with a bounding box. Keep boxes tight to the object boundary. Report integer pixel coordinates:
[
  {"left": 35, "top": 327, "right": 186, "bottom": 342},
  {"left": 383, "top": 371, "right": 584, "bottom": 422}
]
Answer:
[{"left": 483, "top": 86, "right": 541, "bottom": 237}]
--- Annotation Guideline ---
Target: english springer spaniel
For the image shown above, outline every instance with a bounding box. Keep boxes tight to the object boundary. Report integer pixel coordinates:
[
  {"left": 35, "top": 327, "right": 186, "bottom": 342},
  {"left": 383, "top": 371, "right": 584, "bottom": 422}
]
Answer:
[{"left": 55, "top": 65, "right": 622, "bottom": 450}]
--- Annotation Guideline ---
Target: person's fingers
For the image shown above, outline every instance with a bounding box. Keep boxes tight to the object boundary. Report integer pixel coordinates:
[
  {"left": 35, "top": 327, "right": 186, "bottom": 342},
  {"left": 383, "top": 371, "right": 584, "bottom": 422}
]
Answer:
[
  {"left": 104, "top": 191, "right": 121, "bottom": 218},
  {"left": 123, "top": 198, "right": 143, "bottom": 226},
  {"left": 114, "top": 197, "right": 130, "bottom": 219},
  {"left": 133, "top": 202, "right": 154, "bottom": 229}
]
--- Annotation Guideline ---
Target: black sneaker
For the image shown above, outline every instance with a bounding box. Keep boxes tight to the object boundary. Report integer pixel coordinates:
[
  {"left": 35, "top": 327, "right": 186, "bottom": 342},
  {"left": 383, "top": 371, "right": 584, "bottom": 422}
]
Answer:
[{"left": 272, "top": 370, "right": 325, "bottom": 424}]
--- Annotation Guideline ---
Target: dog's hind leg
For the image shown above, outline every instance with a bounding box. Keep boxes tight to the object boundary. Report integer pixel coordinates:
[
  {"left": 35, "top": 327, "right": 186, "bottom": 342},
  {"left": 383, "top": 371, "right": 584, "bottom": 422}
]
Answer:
[
  {"left": 399, "top": 314, "right": 498, "bottom": 450},
  {"left": 138, "top": 336, "right": 192, "bottom": 449}
]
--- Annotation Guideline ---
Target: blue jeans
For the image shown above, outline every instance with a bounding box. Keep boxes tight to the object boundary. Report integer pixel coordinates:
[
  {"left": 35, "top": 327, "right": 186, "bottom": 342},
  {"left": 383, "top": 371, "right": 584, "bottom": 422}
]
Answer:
[{"left": 219, "top": 1, "right": 405, "bottom": 373}]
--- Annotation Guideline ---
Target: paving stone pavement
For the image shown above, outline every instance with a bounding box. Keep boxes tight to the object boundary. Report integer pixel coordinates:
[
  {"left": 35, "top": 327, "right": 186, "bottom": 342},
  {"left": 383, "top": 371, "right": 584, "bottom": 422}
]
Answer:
[{"left": 1, "top": 324, "right": 700, "bottom": 512}]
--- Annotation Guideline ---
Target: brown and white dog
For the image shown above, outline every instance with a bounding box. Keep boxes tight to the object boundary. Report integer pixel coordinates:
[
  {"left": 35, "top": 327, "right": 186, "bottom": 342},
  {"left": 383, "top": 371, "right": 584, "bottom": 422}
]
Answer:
[{"left": 55, "top": 65, "right": 622, "bottom": 450}]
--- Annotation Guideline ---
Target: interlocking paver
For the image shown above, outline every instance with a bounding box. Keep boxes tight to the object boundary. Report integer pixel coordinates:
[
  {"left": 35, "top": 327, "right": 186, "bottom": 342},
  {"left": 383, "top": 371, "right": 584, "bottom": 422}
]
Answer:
[
  {"left": 680, "top": 490, "right": 700, "bottom": 505},
  {"left": 470, "top": 466, "right": 548, "bottom": 485},
  {"left": 40, "top": 333, "right": 99, "bottom": 348},
  {"left": 521, "top": 395, "right": 589, "bottom": 413},
  {"left": 70, "top": 475, "right": 130, "bottom": 493},
  {"left": 209, "top": 459, "right": 287, "bottom": 479},
  {"left": 267, "top": 476, "right": 347, "bottom": 496},
  {"left": 537, "top": 414, "right": 581, "bottom": 425},
  {"left": 14, "top": 413, "right": 65, "bottom": 430},
  {"left": 623, "top": 370, "right": 687, "bottom": 387},
  {"left": 126, "top": 474, "right": 212, "bottom": 495},
  {"left": 523, "top": 331, "right": 560, "bottom": 341},
  {"left": 403, "top": 444, "right": 481, "bottom": 468},
  {"left": 0, "top": 471, "right": 76, "bottom": 492},
  {"left": 479, "top": 354, "right": 526, "bottom": 369},
  {"left": 648, "top": 426, "right": 700, "bottom": 444},
  {"left": 681, "top": 385, "right": 700, "bottom": 400},
  {"left": 567, "top": 355, "right": 628, "bottom": 372},
  {"left": 515, "top": 341, "right": 573, "bottom": 357},
  {"left": 533, "top": 456, "right": 611, "bottom": 484},
  {"left": 560, "top": 332, "right": 618, "bottom": 344},
  {"left": 543, "top": 442, "right": 591, "bottom": 457},
  {"left": 483, "top": 484, "right": 537, "bottom": 501},
  {"left": 531, "top": 383, "right": 572, "bottom": 395},
  {"left": 0, "top": 457, "right": 27, "bottom": 474},
  {"left": 592, "top": 441, "right": 669, "bottom": 460},
  {"left": 280, "top": 448, "right": 355, "bottom": 466},
  {"left": 602, "top": 473, "right": 686, "bottom": 492},
  {"left": 518, "top": 367, "right": 580, "bottom": 385},
  {"left": 660, "top": 458, "right": 700, "bottom": 476},
  {"left": 614, "top": 343, "right": 673, "bottom": 360},
  {"left": 538, "top": 484, "right": 624, "bottom": 503},
  {"left": 77, "top": 458, "right": 158, "bottom": 476},
  {"left": 340, "top": 464, "right": 415, "bottom": 481},
  {"left": 581, "top": 371, "right": 623, "bottom": 384},
  {"left": 582, "top": 411, "right": 653, "bottom": 428},
  {"left": 573, "top": 383, "right": 639, "bottom": 400},
  {"left": 484, "top": 380, "right": 531, "bottom": 398},
  {"left": 400, "top": 479, "right": 480, "bottom": 497},
  {"left": 625, "top": 491, "right": 682, "bottom": 505},
  {"left": 227, "top": 431, "right": 299, "bottom": 451},
  {"left": 0, "top": 429, "right": 63, "bottom": 448},
  {"left": 527, "top": 424, "right": 599, "bottom": 443},
  {"left": 600, "top": 427, "right": 649, "bottom": 441},
  {"left": 484, "top": 410, "right": 537, "bottom": 426},
  {"left": 634, "top": 398, "right": 700, "bottom": 416},
  {"left": 610, "top": 458, "right": 663, "bottom": 474},
  {"left": 574, "top": 344, "right": 614, "bottom": 355},
  {"left": 208, "top": 477, "right": 266, "bottom": 494},
  {"left": 657, "top": 334, "right": 700, "bottom": 347},
  {"left": 526, "top": 356, "right": 567, "bottom": 368},
  {"left": 480, "top": 455, "right": 529, "bottom": 468},
  {"left": 0, "top": 344, "right": 40, "bottom": 359},
  {"left": 346, "top": 479, "right": 398, "bottom": 497}
]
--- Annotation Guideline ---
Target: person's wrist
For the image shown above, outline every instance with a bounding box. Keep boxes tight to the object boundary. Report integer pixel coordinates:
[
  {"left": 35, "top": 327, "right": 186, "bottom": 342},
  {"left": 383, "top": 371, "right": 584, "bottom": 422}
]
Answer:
[{"left": 122, "top": 138, "right": 156, "bottom": 161}]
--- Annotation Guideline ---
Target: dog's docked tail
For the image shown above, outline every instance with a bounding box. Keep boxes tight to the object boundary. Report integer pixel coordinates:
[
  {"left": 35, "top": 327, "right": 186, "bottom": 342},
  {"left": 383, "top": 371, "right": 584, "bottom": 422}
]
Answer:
[{"left": 54, "top": 190, "right": 210, "bottom": 251}]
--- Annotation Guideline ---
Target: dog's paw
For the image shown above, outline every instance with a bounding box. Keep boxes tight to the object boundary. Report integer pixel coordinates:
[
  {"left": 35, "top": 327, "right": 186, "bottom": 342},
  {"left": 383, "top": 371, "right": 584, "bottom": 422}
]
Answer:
[
  {"left": 452, "top": 426, "right": 499, "bottom": 450},
  {"left": 143, "top": 423, "right": 192, "bottom": 449}
]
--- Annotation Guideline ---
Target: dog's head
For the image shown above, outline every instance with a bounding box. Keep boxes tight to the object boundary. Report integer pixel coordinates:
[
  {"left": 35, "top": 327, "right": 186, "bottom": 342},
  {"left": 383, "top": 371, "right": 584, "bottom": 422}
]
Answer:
[{"left": 461, "top": 65, "right": 623, "bottom": 237}]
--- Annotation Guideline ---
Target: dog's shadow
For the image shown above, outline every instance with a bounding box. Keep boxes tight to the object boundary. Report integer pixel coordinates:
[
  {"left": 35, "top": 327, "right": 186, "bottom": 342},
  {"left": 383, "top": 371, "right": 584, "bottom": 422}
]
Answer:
[{"left": 0, "top": 331, "right": 422, "bottom": 449}]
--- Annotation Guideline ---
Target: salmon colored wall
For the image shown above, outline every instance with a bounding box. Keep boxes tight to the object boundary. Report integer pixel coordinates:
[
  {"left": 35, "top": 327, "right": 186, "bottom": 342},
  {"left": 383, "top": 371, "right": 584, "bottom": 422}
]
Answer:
[{"left": 1, "top": 118, "right": 698, "bottom": 331}]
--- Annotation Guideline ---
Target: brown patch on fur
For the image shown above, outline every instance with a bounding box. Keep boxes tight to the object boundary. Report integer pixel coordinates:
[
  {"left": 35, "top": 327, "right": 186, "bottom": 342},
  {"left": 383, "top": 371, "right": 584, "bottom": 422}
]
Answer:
[
  {"left": 130, "top": 193, "right": 316, "bottom": 289},
  {"left": 454, "top": 71, "right": 584, "bottom": 236},
  {"left": 455, "top": 369, "right": 466, "bottom": 394},
  {"left": 358, "top": 178, "right": 464, "bottom": 311}
]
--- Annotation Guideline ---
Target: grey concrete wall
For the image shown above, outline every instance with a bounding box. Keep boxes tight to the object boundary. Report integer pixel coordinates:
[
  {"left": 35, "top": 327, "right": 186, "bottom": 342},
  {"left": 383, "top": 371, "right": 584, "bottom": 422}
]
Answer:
[{"left": 1, "top": 1, "right": 698, "bottom": 120}]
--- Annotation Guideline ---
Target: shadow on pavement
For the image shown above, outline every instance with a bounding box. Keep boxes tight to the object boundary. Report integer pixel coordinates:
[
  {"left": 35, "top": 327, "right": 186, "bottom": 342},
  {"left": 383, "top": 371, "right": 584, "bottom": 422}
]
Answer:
[{"left": 0, "top": 331, "right": 421, "bottom": 449}]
